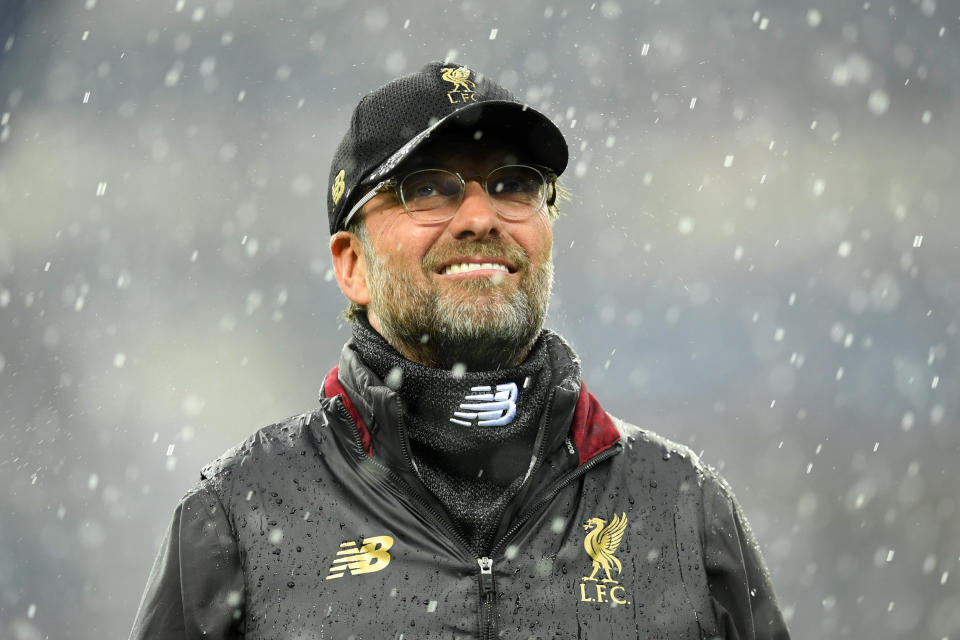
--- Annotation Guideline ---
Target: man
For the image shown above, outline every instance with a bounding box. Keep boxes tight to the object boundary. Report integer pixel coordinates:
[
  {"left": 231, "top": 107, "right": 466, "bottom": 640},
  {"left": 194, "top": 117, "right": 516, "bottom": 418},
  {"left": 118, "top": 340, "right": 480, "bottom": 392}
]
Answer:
[{"left": 130, "top": 61, "right": 790, "bottom": 639}]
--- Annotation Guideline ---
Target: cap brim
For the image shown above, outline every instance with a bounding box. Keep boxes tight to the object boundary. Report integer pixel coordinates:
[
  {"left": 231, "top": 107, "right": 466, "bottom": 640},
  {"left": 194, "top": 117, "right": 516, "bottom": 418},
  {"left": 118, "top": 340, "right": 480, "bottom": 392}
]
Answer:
[{"left": 363, "top": 101, "right": 568, "bottom": 185}]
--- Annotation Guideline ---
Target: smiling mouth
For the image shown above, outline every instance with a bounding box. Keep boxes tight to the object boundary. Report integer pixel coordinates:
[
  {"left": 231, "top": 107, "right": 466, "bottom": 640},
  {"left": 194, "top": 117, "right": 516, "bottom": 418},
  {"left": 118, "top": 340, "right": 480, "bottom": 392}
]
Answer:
[{"left": 439, "top": 262, "right": 513, "bottom": 275}]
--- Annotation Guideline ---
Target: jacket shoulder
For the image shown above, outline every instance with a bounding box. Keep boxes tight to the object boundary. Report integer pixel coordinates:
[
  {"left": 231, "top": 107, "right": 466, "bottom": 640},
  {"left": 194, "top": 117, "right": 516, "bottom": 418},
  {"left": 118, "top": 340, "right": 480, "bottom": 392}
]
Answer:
[
  {"left": 608, "top": 413, "right": 710, "bottom": 474},
  {"left": 610, "top": 414, "right": 742, "bottom": 500},
  {"left": 199, "top": 409, "right": 323, "bottom": 482}
]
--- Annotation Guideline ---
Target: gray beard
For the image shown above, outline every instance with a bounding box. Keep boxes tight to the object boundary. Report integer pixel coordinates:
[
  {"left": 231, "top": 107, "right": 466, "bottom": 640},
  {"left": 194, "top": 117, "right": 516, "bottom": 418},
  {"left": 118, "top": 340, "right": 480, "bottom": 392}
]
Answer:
[{"left": 362, "top": 241, "right": 553, "bottom": 371}]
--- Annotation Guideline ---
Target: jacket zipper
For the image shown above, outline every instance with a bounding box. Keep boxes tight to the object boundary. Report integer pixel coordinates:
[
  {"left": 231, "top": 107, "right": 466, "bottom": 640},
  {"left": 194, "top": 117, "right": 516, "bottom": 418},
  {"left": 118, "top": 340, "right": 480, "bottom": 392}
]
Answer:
[
  {"left": 468, "top": 389, "right": 556, "bottom": 640},
  {"left": 477, "top": 557, "right": 496, "bottom": 640}
]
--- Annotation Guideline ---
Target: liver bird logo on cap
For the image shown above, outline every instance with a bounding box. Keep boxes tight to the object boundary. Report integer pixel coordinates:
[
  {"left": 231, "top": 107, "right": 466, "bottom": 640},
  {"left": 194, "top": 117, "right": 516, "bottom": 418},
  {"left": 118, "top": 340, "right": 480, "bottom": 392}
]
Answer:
[{"left": 440, "top": 66, "right": 476, "bottom": 93}]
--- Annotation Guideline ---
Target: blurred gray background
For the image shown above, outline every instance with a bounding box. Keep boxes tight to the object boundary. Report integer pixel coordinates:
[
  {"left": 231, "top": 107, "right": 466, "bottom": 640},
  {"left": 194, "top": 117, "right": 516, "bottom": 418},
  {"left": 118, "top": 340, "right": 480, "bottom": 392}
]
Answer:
[{"left": 1, "top": 0, "right": 958, "bottom": 638}]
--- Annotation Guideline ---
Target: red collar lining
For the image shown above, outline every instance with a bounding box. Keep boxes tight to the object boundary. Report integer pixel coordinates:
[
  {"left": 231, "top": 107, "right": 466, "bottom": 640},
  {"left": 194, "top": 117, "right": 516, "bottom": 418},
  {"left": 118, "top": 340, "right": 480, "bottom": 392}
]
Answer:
[
  {"left": 570, "top": 381, "right": 621, "bottom": 465},
  {"left": 323, "top": 367, "right": 373, "bottom": 457}
]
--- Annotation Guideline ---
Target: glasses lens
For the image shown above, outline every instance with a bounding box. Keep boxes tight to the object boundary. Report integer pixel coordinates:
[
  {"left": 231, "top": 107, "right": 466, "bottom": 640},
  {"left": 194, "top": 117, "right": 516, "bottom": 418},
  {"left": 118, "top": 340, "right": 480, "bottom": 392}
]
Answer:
[
  {"left": 399, "top": 170, "right": 463, "bottom": 220},
  {"left": 487, "top": 165, "right": 546, "bottom": 218}
]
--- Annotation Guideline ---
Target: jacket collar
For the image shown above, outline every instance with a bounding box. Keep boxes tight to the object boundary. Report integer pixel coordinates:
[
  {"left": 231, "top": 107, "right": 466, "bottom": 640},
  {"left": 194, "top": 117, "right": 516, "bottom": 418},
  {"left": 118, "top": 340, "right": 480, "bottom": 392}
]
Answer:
[{"left": 321, "top": 330, "right": 621, "bottom": 470}]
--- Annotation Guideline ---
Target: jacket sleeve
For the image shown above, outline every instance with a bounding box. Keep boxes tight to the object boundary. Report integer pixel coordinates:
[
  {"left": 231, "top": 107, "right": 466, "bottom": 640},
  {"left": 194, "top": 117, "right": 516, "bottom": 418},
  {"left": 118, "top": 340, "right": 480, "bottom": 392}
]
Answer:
[
  {"left": 702, "top": 470, "right": 791, "bottom": 640},
  {"left": 129, "top": 483, "right": 245, "bottom": 640}
]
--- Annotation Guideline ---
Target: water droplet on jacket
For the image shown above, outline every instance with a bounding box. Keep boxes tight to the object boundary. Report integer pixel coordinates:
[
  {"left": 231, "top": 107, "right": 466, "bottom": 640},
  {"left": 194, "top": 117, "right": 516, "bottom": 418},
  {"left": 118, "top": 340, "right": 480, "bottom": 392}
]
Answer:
[
  {"left": 662, "top": 452, "right": 672, "bottom": 460},
  {"left": 649, "top": 480, "right": 658, "bottom": 488},
  {"left": 287, "top": 581, "right": 295, "bottom": 588}
]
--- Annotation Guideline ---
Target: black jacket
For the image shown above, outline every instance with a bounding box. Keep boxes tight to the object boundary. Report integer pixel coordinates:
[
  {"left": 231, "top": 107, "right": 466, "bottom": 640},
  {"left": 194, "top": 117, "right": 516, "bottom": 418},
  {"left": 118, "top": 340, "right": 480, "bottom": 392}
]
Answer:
[{"left": 130, "top": 335, "right": 790, "bottom": 639}]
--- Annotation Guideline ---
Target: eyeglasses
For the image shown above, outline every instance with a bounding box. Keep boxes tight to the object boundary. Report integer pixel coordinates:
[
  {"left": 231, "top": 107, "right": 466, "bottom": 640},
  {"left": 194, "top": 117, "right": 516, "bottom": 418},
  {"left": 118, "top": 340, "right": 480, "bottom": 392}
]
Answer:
[{"left": 342, "top": 164, "right": 557, "bottom": 227}]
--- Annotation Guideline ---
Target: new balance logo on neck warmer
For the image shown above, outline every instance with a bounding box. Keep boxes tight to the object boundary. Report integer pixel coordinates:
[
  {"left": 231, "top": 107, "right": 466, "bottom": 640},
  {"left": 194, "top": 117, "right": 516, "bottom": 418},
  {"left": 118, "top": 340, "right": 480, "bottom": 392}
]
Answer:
[{"left": 451, "top": 383, "right": 519, "bottom": 426}]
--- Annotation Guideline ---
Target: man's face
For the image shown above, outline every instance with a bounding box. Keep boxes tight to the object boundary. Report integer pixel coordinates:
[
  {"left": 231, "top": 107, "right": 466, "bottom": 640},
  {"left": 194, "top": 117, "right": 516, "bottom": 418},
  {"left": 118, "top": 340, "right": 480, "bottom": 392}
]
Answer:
[{"left": 355, "top": 143, "right": 555, "bottom": 370}]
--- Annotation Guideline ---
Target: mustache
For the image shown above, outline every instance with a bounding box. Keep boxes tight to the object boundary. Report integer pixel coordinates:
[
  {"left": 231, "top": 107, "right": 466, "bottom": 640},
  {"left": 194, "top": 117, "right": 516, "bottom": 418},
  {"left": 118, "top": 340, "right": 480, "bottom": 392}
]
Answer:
[{"left": 421, "top": 240, "right": 530, "bottom": 273}]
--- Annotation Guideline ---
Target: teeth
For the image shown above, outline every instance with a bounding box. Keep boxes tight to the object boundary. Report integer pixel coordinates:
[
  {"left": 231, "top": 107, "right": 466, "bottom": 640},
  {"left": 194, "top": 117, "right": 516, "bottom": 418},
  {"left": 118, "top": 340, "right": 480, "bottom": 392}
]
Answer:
[{"left": 442, "top": 262, "right": 510, "bottom": 275}]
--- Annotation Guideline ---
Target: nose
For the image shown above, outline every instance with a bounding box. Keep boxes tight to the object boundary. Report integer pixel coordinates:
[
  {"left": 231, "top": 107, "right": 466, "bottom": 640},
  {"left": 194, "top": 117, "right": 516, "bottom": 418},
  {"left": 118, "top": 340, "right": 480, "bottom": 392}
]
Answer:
[{"left": 445, "top": 180, "right": 502, "bottom": 240}]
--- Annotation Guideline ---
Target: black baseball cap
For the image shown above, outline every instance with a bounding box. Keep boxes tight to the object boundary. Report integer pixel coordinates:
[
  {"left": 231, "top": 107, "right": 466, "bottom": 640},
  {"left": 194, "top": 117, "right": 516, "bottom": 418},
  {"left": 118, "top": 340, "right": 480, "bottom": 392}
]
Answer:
[{"left": 326, "top": 61, "right": 569, "bottom": 234}]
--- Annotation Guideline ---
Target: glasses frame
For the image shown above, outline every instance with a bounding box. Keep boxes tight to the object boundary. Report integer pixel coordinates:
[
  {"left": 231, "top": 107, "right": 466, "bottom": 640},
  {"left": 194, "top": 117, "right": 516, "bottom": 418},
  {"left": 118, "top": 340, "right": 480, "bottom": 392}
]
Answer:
[{"left": 341, "top": 164, "right": 557, "bottom": 229}]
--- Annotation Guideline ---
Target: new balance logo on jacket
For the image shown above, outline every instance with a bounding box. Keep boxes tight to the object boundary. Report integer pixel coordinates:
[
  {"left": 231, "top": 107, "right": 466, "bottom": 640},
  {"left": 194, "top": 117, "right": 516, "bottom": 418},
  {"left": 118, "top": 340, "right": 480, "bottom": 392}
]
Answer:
[{"left": 325, "top": 536, "right": 394, "bottom": 580}]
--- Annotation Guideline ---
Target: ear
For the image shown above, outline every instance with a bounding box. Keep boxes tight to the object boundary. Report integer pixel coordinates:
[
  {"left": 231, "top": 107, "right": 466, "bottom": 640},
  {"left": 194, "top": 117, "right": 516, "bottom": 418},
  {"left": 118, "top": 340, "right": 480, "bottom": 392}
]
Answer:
[{"left": 330, "top": 230, "right": 371, "bottom": 306}]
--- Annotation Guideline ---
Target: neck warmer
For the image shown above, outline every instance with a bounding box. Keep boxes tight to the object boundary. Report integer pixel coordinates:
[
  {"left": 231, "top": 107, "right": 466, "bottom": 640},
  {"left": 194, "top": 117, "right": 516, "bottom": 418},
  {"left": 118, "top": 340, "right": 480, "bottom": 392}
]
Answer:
[{"left": 350, "top": 315, "right": 553, "bottom": 555}]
